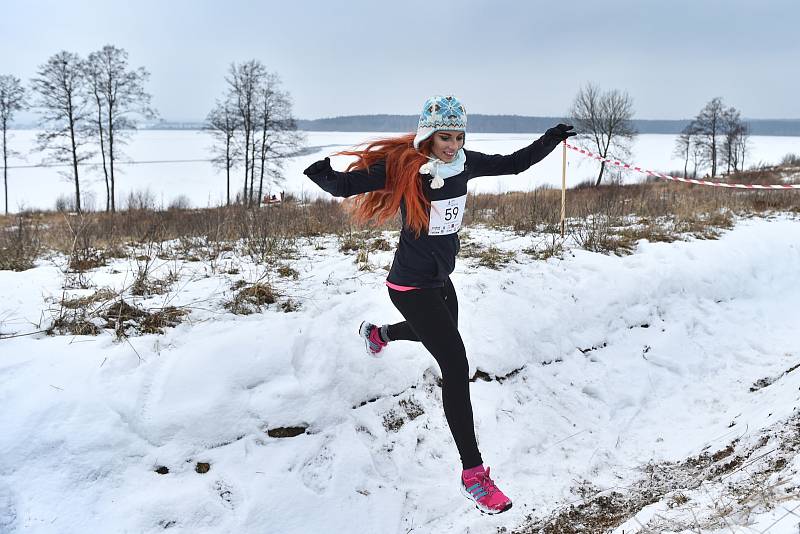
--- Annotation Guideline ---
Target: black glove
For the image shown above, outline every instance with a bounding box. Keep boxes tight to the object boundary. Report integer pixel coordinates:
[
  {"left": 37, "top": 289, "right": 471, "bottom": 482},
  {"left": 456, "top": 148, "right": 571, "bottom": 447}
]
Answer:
[
  {"left": 304, "top": 157, "right": 332, "bottom": 178},
  {"left": 544, "top": 124, "right": 577, "bottom": 143}
]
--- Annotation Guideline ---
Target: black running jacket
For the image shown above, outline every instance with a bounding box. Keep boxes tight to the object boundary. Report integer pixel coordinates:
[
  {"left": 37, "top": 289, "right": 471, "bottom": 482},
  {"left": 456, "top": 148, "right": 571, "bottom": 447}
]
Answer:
[{"left": 304, "top": 134, "right": 561, "bottom": 288}]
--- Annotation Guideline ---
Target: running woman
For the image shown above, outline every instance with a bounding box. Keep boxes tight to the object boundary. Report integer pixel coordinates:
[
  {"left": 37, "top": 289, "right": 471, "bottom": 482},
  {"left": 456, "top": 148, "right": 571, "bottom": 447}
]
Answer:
[{"left": 303, "top": 95, "right": 575, "bottom": 514}]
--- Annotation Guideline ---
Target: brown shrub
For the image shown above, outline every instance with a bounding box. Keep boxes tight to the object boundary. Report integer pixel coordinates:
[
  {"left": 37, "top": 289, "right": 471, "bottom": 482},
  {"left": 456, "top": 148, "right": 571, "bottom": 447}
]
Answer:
[
  {"left": 226, "top": 283, "right": 278, "bottom": 315},
  {"left": 0, "top": 215, "right": 43, "bottom": 271}
]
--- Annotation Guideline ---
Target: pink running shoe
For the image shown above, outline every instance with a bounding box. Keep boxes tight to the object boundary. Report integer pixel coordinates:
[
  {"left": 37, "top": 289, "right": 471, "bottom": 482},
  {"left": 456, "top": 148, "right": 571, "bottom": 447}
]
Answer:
[
  {"left": 358, "top": 321, "right": 387, "bottom": 356},
  {"left": 460, "top": 465, "right": 513, "bottom": 515}
]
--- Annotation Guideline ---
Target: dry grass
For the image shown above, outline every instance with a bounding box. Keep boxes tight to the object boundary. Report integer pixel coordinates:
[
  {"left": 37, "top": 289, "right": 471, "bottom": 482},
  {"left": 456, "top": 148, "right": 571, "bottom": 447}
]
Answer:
[
  {"left": 60, "top": 288, "right": 116, "bottom": 309},
  {"left": 225, "top": 282, "right": 279, "bottom": 315},
  {"left": 4, "top": 170, "right": 797, "bottom": 339},
  {"left": 2, "top": 168, "right": 797, "bottom": 274},
  {"left": 276, "top": 264, "right": 300, "bottom": 280},
  {"left": 138, "top": 307, "right": 188, "bottom": 335},
  {"left": 97, "top": 299, "right": 188, "bottom": 337},
  {"left": 0, "top": 215, "right": 43, "bottom": 271},
  {"left": 513, "top": 416, "right": 800, "bottom": 533},
  {"left": 466, "top": 179, "right": 797, "bottom": 235},
  {"left": 460, "top": 242, "right": 518, "bottom": 269},
  {"left": 1, "top": 163, "right": 797, "bottom": 341},
  {"left": 46, "top": 289, "right": 189, "bottom": 338}
]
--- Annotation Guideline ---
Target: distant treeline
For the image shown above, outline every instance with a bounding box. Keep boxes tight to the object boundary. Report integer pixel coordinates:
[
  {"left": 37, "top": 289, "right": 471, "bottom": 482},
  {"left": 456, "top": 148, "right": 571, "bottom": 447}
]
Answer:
[
  {"left": 13, "top": 115, "right": 799, "bottom": 136},
  {"left": 292, "top": 115, "right": 800, "bottom": 136}
]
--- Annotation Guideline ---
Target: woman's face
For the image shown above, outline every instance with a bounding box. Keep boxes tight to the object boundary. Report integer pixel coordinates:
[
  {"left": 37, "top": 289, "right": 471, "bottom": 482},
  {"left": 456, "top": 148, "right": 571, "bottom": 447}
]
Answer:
[{"left": 430, "top": 130, "right": 465, "bottom": 162}]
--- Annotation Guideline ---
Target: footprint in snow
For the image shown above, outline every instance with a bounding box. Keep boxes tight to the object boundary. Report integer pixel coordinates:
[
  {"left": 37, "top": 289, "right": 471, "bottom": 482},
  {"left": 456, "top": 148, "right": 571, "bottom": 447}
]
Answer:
[
  {"left": 213, "top": 479, "right": 238, "bottom": 511},
  {"left": 299, "top": 440, "right": 335, "bottom": 494}
]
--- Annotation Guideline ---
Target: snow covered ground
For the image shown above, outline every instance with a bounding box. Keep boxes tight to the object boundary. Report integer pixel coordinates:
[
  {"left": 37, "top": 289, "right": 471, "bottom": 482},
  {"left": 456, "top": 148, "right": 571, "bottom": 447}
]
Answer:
[
  {"left": 2, "top": 213, "right": 800, "bottom": 533},
  {"left": 3, "top": 130, "right": 799, "bottom": 213}
]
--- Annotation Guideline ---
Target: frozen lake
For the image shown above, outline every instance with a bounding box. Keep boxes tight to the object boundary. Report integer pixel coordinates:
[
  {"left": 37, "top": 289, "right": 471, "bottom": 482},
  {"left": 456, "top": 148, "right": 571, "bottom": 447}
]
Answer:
[{"left": 3, "top": 130, "right": 799, "bottom": 212}]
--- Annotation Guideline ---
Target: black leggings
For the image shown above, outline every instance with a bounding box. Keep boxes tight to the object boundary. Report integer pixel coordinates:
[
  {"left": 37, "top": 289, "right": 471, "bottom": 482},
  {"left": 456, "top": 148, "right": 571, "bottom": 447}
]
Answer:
[{"left": 387, "top": 277, "right": 483, "bottom": 470}]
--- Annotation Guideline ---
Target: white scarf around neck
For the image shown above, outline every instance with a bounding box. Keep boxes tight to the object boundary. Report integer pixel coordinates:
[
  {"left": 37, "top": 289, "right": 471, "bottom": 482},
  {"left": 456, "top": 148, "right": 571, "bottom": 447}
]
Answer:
[{"left": 418, "top": 148, "right": 466, "bottom": 189}]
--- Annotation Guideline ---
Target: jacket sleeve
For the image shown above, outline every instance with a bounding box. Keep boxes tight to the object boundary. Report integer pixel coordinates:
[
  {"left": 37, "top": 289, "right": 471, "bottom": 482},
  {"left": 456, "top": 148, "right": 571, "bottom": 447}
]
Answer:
[
  {"left": 466, "top": 134, "right": 560, "bottom": 178},
  {"left": 304, "top": 159, "right": 387, "bottom": 198}
]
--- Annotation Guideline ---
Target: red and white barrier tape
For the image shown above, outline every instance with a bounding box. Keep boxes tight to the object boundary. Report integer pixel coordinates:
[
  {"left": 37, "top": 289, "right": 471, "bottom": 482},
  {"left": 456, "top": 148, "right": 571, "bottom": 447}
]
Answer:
[{"left": 564, "top": 142, "right": 800, "bottom": 190}]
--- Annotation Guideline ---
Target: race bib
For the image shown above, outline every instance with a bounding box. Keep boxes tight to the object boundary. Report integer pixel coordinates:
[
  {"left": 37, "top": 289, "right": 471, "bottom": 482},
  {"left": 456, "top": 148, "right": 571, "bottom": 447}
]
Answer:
[{"left": 428, "top": 194, "right": 467, "bottom": 236}]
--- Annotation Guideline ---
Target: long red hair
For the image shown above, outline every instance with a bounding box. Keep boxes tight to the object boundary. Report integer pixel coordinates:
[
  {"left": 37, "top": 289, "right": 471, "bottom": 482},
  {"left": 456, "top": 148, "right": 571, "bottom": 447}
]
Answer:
[{"left": 337, "top": 133, "right": 432, "bottom": 237}]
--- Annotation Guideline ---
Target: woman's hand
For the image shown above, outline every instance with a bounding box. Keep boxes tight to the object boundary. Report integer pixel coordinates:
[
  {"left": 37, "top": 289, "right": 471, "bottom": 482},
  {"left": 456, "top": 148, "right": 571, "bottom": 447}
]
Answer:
[
  {"left": 304, "top": 157, "right": 332, "bottom": 178},
  {"left": 544, "top": 124, "right": 577, "bottom": 143}
]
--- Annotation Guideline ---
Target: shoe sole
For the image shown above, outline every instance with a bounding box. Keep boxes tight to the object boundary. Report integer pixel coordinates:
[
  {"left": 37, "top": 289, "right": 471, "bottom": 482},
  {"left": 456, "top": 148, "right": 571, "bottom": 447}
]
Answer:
[{"left": 459, "top": 482, "right": 513, "bottom": 515}]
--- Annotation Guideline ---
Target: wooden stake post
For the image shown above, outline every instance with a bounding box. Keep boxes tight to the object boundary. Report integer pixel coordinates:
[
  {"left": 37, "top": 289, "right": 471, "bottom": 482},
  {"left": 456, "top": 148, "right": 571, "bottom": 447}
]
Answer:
[{"left": 561, "top": 141, "right": 567, "bottom": 237}]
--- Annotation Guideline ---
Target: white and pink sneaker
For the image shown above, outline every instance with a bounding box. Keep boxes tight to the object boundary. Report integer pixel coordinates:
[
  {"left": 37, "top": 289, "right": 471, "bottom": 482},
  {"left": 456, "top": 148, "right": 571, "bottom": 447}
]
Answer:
[
  {"left": 460, "top": 465, "right": 513, "bottom": 515},
  {"left": 358, "top": 321, "right": 387, "bottom": 356}
]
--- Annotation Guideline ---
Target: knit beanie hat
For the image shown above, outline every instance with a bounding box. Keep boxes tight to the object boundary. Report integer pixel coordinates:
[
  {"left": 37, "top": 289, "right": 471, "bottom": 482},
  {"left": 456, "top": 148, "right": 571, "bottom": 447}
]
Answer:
[{"left": 413, "top": 95, "right": 467, "bottom": 150}]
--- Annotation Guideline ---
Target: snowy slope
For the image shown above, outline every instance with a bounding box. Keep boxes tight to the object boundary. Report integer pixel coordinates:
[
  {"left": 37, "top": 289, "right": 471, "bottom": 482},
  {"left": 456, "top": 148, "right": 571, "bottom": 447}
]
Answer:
[{"left": 1, "top": 216, "right": 800, "bottom": 533}]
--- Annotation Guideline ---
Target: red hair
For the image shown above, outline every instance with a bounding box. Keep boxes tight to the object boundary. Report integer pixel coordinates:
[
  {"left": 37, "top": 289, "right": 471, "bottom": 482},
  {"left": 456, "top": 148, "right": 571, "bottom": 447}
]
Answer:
[{"left": 337, "top": 133, "right": 432, "bottom": 237}]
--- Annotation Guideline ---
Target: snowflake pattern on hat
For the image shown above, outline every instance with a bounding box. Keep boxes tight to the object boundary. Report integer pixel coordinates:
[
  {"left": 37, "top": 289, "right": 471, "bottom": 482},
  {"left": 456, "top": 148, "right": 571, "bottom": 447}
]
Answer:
[{"left": 418, "top": 95, "right": 466, "bottom": 131}]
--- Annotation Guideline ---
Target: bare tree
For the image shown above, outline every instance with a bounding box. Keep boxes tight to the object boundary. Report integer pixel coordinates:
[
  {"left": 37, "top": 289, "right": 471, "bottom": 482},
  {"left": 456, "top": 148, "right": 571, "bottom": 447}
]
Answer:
[
  {"left": 82, "top": 57, "right": 111, "bottom": 211},
  {"left": 721, "top": 108, "right": 749, "bottom": 174},
  {"left": 0, "top": 75, "right": 27, "bottom": 215},
  {"left": 733, "top": 121, "right": 749, "bottom": 172},
  {"left": 569, "top": 83, "right": 637, "bottom": 186},
  {"left": 31, "top": 51, "right": 94, "bottom": 213},
  {"left": 84, "top": 45, "right": 156, "bottom": 212},
  {"left": 226, "top": 60, "right": 266, "bottom": 207},
  {"left": 253, "top": 73, "right": 303, "bottom": 204},
  {"left": 673, "top": 123, "right": 695, "bottom": 179},
  {"left": 689, "top": 134, "right": 704, "bottom": 178},
  {"left": 691, "top": 98, "right": 749, "bottom": 177},
  {"left": 205, "top": 96, "right": 242, "bottom": 205},
  {"left": 693, "top": 97, "right": 726, "bottom": 178}
]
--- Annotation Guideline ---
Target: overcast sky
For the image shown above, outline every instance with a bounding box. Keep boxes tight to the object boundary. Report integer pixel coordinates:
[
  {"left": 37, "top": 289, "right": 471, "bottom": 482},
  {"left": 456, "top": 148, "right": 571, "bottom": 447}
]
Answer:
[{"left": 3, "top": 0, "right": 798, "bottom": 121}]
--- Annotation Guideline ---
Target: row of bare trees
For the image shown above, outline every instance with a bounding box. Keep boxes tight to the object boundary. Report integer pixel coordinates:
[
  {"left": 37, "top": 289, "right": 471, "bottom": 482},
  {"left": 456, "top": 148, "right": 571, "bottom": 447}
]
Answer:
[
  {"left": 674, "top": 98, "right": 749, "bottom": 179},
  {"left": 2, "top": 53, "right": 302, "bottom": 215},
  {"left": 0, "top": 59, "right": 754, "bottom": 215},
  {"left": 568, "top": 85, "right": 750, "bottom": 185},
  {"left": 0, "top": 46, "right": 155, "bottom": 214},
  {"left": 206, "top": 60, "right": 302, "bottom": 207}
]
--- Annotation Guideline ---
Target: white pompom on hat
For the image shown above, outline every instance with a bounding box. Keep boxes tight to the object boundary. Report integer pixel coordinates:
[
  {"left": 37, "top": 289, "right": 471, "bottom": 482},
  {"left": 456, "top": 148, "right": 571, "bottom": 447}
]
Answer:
[{"left": 413, "top": 95, "right": 467, "bottom": 150}]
